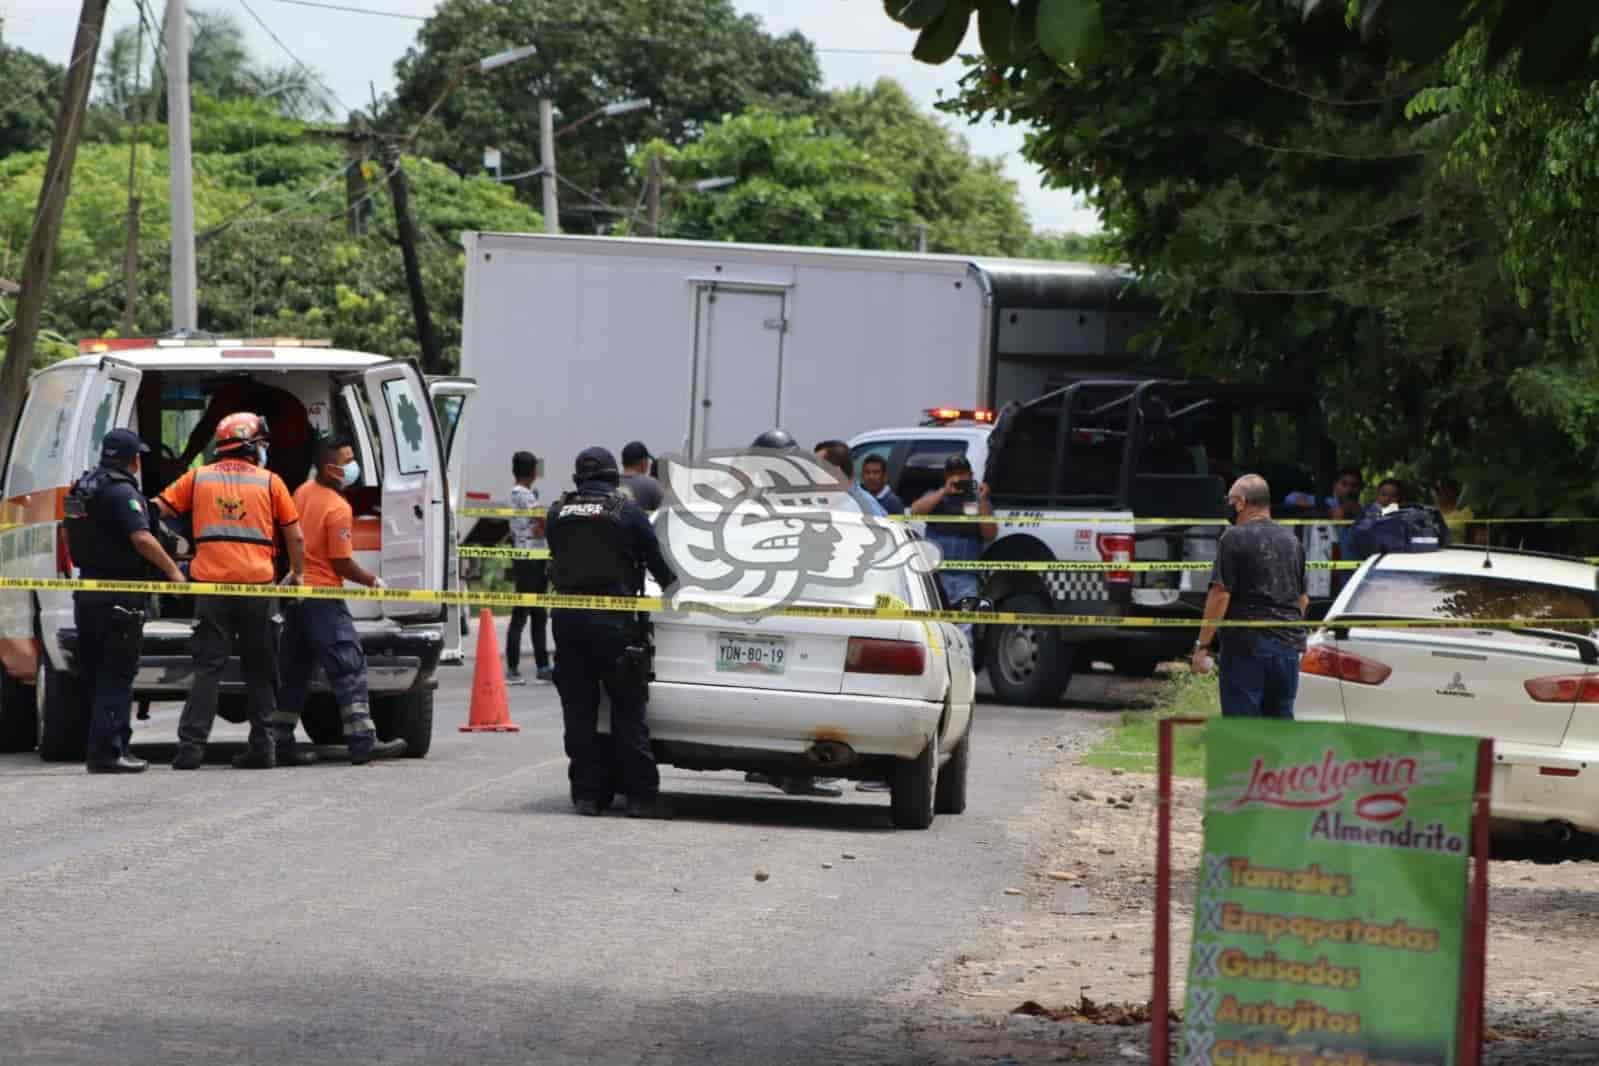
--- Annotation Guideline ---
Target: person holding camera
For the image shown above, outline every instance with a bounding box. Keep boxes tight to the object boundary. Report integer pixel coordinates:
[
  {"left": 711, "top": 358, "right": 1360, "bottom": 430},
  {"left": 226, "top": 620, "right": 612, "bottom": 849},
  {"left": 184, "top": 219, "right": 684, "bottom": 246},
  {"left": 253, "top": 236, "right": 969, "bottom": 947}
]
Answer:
[{"left": 910, "top": 453, "right": 997, "bottom": 618}]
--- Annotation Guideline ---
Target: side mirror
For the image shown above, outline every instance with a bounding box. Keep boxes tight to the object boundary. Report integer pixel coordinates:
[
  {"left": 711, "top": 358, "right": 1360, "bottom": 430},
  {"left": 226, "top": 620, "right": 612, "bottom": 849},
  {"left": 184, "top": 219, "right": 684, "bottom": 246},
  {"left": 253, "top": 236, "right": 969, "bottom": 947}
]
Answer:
[{"left": 955, "top": 596, "right": 995, "bottom": 614}]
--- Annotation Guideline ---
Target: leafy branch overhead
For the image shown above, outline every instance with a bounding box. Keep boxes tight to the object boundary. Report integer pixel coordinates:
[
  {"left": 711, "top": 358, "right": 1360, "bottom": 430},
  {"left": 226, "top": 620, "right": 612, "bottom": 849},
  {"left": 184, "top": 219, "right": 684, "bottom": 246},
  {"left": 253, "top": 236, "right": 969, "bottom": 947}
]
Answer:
[{"left": 887, "top": 0, "right": 1599, "bottom": 84}]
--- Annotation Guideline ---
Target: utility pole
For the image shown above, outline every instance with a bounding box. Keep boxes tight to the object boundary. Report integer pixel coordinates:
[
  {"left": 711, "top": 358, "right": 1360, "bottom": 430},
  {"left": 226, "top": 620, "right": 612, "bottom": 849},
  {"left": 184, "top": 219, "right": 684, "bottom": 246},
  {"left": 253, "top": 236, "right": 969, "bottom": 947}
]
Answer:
[
  {"left": 344, "top": 113, "right": 370, "bottom": 236},
  {"left": 646, "top": 154, "right": 663, "bottom": 238},
  {"left": 538, "top": 99, "right": 558, "bottom": 235},
  {"left": 120, "top": 12, "right": 148, "bottom": 334},
  {"left": 917, "top": 224, "right": 928, "bottom": 254},
  {"left": 0, "top": 0, "right": 109, "bottom": 445},
  {"left": 383, "top": 149, "right": 443, "bottom": 375},
  {"left": 166, "top": 0, "right": 198, "bottom": 331}
]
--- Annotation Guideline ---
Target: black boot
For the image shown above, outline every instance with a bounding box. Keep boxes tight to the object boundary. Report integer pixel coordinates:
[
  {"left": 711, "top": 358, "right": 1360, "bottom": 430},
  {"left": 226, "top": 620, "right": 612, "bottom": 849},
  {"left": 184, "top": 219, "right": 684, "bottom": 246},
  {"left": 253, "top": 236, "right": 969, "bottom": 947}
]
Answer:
[
  {"left": 171, "top": 745, "right": 205, "bottom": 770},
  {"left": 231, "top": 748, "right": 277, "bottom": 770},
  {"left": 87, "top": 755, "right": 148, "bottom": 774},
  {"left": 348, "top": 733, "right": 407, "bottom": 766}
]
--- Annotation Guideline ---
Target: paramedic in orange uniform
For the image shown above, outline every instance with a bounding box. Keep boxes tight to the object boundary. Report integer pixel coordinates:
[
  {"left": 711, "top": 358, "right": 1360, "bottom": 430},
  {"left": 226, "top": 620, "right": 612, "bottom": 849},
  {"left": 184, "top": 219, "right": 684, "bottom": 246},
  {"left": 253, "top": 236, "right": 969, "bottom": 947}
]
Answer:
[
  {"left": 271, "top": 436, "right": 407, "bottom": 765},
  {"left": 156, "top": 412, "right": 305, "bottom": 770}
]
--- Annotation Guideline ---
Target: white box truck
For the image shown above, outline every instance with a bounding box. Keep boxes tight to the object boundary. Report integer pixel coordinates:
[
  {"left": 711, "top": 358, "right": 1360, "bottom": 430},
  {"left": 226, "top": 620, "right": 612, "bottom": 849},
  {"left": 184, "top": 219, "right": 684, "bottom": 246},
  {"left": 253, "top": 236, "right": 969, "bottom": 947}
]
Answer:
[{"left": 457, "top": 233, "right": 1156, "bottom": 514}]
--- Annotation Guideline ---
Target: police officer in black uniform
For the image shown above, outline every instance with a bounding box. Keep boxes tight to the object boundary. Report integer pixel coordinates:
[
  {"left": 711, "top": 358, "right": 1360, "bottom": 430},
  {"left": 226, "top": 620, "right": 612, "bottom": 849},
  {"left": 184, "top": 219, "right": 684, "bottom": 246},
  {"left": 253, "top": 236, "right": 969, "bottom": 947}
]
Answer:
[
  {"left": 546, "top": 447, "right": 676, "bottom": 818},
  {"left": 64, "top": 429, "right": 187, "bottom": 773}
]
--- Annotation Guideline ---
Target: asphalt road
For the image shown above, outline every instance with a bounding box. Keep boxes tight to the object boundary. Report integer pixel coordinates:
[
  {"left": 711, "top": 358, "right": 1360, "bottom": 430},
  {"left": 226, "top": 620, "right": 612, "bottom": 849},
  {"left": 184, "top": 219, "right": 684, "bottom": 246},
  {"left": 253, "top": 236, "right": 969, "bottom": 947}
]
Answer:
[{"left": 0, "top": 655, "right": 1092, "bottom": 1066}]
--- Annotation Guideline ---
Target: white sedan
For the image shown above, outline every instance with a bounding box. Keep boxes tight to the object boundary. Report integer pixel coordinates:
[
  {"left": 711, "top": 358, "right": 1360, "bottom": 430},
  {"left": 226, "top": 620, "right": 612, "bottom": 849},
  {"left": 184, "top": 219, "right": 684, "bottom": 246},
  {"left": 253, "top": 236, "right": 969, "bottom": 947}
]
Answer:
[
  {"left": 633, "top": 514, "right": 977, "bottom": 829},
  {"left": 1298, "top": 547, "right": 1599, "bottom": 839}
]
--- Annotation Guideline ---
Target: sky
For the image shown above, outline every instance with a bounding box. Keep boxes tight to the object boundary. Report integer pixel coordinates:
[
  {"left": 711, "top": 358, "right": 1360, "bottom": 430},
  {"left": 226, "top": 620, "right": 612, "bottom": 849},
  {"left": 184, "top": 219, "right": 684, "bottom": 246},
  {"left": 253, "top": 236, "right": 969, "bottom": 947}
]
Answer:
[{"left": 0, "top": 0, "right": 1100, "bottom": 234}]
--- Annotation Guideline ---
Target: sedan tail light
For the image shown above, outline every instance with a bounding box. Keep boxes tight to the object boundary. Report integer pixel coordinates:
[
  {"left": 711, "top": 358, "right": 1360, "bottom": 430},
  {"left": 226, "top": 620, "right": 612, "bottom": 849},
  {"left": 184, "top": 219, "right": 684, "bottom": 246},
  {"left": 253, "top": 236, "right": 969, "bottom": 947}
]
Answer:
[
  {"left": 1096, "top": 533, "right": 1134, "bottom": 584},
  {"left": 845, "top": 637, "right": 926, "bottom": 676},
  {"left": 1300, "top": 644, "right": 1392, "bottom": 685},
  {"left": 1525, "top": 675, "right": 1599, "bottom": 703}
]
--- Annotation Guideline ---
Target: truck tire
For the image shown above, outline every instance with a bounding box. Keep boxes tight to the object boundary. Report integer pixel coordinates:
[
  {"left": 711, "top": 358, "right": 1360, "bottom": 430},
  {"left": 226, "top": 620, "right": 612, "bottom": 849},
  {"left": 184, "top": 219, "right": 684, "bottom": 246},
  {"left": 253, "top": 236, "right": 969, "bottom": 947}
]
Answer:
[
  {"left": 934, "top": 726, "right": 970, "bottom": 816},
  {"left": 36, "top": 660, "right": 87, "bottom": 762},
  {"left": 985, "top": 593, "right": 1075, "bottom": 706},
  {"left": 0, "top": 670, "right": 35, "bottom": 753},
  {"left": 890, "top": 739, "right": 937, "bottom": 830},
  {"left": 299, "top": 694, "right": 343, "bottom": 746},
  {"left": 374, "top": 689, "right": 433, "bottom": 759}
]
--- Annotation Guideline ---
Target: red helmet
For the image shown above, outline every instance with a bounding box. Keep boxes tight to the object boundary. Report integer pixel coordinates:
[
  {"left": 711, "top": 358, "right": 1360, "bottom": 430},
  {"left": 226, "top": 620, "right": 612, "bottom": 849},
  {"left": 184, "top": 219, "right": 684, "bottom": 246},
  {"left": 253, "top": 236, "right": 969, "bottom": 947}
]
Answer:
[{"left": 214, "top": 411, "right": 270, "bottom": 454}]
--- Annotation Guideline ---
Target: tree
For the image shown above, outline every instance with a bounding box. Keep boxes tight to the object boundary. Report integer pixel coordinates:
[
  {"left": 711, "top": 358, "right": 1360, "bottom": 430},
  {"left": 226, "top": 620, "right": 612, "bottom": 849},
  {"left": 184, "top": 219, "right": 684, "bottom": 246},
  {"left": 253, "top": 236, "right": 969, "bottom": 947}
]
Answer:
[
  {"left": 0, "top": 40, "right": 61, "bottom": 158},
  {"left": 877, "top": 0, "right": 1599, "bottom": 520},
  {"left": 631, "top": 79, "right": 1032, "bottom": 255},
  {"left": 388, "top": 0, "right": 821, "bottom": 222}
]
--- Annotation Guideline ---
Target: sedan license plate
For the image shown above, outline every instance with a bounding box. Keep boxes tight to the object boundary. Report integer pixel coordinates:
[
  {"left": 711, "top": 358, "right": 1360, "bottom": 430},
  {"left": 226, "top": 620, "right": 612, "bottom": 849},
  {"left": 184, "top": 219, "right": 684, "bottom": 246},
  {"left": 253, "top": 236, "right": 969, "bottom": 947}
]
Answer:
[{"left": 716, "top": 634, "right": 787, "bottom": 675}]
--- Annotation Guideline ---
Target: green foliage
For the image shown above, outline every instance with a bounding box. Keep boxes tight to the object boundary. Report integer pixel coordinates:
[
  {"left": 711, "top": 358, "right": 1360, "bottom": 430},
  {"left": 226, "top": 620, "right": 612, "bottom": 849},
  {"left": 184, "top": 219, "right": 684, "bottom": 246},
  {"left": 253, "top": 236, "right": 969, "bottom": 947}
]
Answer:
[
  {"left": 631, "top": 80, "right": 1032, "bottom": 255},
  {"left": 1082, "top": 668, "right": 1217, "bottom": 778},
  {"left": 0, "top": 40, "right": 60, "bottom": 158},
  {"left": 389, "top": 0, "right": 822, "bottom": 222},
  {"left": 0, "top": 100, "right": 541, "bottom": 370}
]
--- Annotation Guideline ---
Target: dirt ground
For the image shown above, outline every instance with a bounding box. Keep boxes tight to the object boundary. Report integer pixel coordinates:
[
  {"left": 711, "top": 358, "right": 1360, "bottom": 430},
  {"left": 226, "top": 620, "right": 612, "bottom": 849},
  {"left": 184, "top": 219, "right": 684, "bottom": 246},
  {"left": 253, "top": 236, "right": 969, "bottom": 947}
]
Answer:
[{"left": 904, "top": 680, "right": 1599, "bottom": 1065}]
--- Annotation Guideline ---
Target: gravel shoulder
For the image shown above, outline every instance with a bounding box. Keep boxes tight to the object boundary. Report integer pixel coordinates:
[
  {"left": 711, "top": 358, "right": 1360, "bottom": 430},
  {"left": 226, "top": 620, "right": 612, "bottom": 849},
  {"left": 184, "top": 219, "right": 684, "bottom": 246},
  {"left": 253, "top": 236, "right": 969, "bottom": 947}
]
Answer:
[{"left": 896, "top": 678, "right": 1599, "bottom": 1065}]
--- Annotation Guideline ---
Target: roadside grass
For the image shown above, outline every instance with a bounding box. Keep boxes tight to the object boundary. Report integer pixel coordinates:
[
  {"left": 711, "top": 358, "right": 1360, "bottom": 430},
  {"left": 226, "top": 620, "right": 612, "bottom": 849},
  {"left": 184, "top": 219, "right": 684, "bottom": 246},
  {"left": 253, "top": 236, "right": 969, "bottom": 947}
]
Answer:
[{"left": 1081, "top": 668, "right": 1220, "bottom": 778}]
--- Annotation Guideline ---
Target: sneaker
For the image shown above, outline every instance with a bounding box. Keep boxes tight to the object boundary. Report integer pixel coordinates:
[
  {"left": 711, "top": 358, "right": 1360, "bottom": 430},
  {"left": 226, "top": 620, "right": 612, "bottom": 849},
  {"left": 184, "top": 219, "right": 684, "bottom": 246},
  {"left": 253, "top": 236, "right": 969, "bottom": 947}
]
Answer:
[
  {"left": 86, "top": 755, "right": 148, "bottom": 774},
  {"left": 506, "top": 669, "right": 527, "bottom": 687},
  {"left": 781, "top": 777, "right": 844, "bottom": 798},
  {"left": 230, "top": 749, "right": 277, "bottom": 770},
  {"left": 171, "top": 746, "right": 205, "bottom": 771},
  {"left": 535, "top": 666, "right": 555, "bottom": 682}
]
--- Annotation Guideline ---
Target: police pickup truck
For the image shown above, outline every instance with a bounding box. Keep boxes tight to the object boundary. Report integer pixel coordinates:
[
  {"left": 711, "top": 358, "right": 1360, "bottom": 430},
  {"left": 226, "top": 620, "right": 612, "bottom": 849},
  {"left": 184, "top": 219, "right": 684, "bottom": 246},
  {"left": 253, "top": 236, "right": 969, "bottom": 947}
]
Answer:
[
  {"left": 0, "top": 338, "right": 476, "bottom": 760},
  {"left": 849, "top": 380, "right": 1338, "bottom": 705}
]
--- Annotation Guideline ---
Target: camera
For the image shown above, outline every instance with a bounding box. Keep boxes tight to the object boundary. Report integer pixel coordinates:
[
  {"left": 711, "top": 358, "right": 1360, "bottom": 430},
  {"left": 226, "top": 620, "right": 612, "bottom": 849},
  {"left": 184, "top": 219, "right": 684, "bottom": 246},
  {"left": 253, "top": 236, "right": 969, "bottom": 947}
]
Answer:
[{"left": 953, "top": 478, "right": 976, "bottom": 499}]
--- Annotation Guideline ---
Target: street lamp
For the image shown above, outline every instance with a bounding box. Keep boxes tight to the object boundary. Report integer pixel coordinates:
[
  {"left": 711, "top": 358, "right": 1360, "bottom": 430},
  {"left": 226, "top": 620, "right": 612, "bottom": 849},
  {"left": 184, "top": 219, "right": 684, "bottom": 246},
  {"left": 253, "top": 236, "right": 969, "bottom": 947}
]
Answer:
[
  {"left": 407, "top": 43, "right": 539, "bottom": 143},
  {"left": 693, "top": 176, "right": 738, "bottom": 193},
  {"left": 538, "top": 97, "right": 654, "bottom": 235}
]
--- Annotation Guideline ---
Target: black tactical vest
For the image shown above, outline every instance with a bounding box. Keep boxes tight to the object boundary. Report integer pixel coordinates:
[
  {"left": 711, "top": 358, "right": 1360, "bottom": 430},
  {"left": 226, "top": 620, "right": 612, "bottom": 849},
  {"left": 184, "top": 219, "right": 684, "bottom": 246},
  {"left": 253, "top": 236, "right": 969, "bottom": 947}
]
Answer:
[
  {"left": 547, "top": 489, "right": 633, "bottom": 593},
  {"left": 64, "top": 466, "right": 149, "bottom": 580}
]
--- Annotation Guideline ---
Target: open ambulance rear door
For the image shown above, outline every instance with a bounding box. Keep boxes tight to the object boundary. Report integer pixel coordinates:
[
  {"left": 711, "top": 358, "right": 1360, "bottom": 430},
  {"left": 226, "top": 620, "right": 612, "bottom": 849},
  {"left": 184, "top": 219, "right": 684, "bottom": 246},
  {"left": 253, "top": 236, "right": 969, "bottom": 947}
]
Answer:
[{"left": 427, "top": 376, "right": 477, "bottom": 663}]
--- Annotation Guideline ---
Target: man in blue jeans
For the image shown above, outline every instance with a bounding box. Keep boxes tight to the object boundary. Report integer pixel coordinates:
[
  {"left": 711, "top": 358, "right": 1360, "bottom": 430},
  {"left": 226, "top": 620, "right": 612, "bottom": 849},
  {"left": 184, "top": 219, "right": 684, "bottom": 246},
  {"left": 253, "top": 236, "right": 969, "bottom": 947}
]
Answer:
[{"left": 1191, "top": 474, "right": 1308, "bottom": 718}]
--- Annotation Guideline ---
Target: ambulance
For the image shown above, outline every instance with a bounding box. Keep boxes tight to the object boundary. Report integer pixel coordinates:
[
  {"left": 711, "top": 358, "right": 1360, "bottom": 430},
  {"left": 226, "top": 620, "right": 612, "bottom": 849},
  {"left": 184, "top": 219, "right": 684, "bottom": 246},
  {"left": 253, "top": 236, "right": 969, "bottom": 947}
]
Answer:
[{"left": 0, "top": 338, "right": 475, "bottom": 760}]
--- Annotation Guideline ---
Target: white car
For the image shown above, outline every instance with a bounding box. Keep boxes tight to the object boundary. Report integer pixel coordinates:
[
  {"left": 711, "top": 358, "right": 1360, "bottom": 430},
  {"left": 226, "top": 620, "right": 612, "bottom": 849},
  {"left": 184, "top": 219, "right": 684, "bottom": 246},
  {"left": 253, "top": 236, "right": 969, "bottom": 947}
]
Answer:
[
  {"left": 635, "top": 513, "right": 978, "bottom": 829},
  {"left": 1298, "top": 547, "right": 1599, "bottom": 839}
]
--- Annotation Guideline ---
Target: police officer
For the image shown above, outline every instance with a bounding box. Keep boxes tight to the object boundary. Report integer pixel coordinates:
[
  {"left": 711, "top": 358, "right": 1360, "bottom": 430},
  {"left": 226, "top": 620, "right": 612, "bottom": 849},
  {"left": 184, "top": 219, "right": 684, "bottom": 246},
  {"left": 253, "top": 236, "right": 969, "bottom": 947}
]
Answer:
[
  {"left": 65, "top": 429, "right": 187, "bottom": 774},
  {"left": 156, "top": 412, "right": 305, "bottom": 770},
  {"left": 546, "top": 447, "right": 676, "bottom": 818}
]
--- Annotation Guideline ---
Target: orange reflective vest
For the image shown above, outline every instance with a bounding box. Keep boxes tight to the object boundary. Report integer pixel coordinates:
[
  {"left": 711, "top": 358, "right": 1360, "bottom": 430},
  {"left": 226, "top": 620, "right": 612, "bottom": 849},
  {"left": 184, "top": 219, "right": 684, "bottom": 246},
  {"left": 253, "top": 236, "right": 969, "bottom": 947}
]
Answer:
[{"left": 159, "top": 459, "right": 299, "bottom": 584}]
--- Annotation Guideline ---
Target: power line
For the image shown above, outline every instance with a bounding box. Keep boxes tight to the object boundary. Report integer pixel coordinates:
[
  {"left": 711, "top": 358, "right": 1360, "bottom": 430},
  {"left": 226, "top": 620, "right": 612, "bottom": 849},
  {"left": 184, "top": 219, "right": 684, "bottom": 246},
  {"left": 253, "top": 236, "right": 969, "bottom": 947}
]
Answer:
[
  {"left": 265, "top": 0, "right": 915, "bottom": 54},
  {"left": 236, "top": 0, "right": 353, "bottom": 115}
]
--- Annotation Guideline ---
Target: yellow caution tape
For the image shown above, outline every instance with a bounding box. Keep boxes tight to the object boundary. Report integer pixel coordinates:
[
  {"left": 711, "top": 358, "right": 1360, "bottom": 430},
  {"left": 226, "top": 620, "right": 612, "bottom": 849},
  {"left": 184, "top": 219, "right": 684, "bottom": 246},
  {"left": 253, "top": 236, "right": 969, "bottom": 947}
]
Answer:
[
  {"left": 1, "top": 575, "right": 1591, "bottom": 630},
  {"left": 458, "top": 546, "right": 550, "bottom": 560},
  {"left": 936, "top": 560, "right": 1360, "bottom": 572},
  {"left": 460, "top": 507, "right": 547, "bottom": 519}
]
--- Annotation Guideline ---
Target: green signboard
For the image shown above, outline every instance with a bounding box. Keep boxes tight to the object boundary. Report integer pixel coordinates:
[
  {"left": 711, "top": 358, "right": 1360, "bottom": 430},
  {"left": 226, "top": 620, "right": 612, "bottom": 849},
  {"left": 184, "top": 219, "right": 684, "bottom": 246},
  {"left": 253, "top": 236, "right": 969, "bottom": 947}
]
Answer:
[{"left": 1180, "top": 720, "right": 1480, "bottom": 1066}]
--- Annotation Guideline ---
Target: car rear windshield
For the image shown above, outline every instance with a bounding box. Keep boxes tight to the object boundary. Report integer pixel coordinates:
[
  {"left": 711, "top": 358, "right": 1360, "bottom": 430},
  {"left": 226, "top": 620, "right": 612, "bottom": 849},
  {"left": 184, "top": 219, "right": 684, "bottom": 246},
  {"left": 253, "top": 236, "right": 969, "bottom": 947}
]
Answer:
[{"left": 1345, "top": 570, "right": 1598, "bottom": 628}]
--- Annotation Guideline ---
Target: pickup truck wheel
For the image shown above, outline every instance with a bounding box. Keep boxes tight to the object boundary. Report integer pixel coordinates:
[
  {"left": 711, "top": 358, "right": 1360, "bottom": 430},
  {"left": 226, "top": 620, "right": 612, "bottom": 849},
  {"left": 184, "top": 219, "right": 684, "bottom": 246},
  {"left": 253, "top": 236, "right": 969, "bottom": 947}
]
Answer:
[
  {"left": 0, "top": 669, "right": 36, "bottom": 753},
  {"left": 299, "top": 695, "right": 344, "bottom": 746},
  {"left": 934, "top": 726, "right": 970, "bottom": 815},
  {"left": 890, "top": 739, "right": 937, "bottom": 830},
  {"left": 373, "top": 689, "right": 433, "bottom": 759},
  {"left": 985, "top": 593, "right": 1075, "bottom": 706},
  {"left": 36, "top": 660, "right": 87, "bottom": 762}
]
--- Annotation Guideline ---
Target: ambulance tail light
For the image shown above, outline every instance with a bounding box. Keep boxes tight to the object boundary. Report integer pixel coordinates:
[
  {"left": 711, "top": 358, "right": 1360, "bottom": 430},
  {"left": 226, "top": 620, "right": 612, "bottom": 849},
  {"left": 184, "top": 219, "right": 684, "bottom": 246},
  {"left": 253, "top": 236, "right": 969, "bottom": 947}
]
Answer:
[
  {"left": 1096, "top": 533, "right": 1134, "bottom": 584},
  {"left": 55, "top": 526, "right": 73, "bottom": 578}
]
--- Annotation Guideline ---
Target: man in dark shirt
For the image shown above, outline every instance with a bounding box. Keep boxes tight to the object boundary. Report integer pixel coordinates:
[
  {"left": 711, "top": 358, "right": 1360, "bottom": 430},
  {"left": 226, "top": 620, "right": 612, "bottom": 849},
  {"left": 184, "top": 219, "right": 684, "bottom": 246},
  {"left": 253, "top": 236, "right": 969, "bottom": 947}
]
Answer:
[
  {"left": 859, "top": 454, "right": 905, "bottom": 516},
  {"left": 619, "top": 441, "right": 665, "bottom": 511},
  {"left": 1192, "top": 474, "right": 1308, "bottom": 719}
]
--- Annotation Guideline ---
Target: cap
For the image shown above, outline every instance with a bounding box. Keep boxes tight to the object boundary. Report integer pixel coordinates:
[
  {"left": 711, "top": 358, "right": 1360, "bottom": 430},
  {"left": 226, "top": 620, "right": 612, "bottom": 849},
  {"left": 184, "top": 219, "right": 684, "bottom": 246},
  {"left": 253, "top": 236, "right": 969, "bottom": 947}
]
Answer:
[
  {"left": 943, "top": 452, "right": 973, "bottom": 473},
  {"left": 574, "top": 445, "right": 621, "bottom": 484},
  {"left": 100, "top": 428, "right": 151, "bottom": 464},
  {"left": 621, "top": 441, "right": 651, "bottom": 467}
]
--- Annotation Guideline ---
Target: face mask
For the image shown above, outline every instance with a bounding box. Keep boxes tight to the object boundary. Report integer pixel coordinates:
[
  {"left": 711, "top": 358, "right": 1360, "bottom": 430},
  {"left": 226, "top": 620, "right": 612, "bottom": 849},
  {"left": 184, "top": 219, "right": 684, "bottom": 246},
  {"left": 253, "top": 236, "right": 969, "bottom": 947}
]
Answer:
[
  {"left": 1227, "top": 501, "right": 1241, "bottom": 525},
  {"left": 338, "top": 460, "right": 360, "bottom": 488}
]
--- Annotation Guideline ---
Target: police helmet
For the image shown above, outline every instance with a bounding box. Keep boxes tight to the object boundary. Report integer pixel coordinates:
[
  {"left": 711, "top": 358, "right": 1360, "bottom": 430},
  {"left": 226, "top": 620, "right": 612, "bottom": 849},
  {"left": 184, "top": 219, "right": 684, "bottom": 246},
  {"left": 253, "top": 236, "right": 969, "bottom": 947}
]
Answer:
[
  {"left": 751, "top": 428, "right": 799, "bottom": 452},
  {"left": 573, "top": 446, "right": 621, "bottom": 485}
]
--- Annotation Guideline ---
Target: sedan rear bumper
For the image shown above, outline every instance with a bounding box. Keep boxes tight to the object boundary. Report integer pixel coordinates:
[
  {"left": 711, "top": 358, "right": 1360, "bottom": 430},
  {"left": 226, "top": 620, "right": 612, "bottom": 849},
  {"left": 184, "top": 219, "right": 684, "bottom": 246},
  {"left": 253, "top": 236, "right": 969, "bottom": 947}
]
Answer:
[
  {"left": 1492, "top": 744, "right": 1599, "bottom": 835},
  {"left": 628, "top": 682, "right": 944, "bottom": 763}
]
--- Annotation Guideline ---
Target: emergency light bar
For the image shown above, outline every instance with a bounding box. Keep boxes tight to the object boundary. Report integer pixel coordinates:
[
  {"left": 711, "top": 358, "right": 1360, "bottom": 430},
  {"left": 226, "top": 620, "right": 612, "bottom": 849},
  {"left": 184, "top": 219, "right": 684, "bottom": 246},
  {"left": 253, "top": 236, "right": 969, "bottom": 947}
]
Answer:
[
  {"left": 923, "top": 407, "right": 995, "bottom": 424},
  {"left": 78, "top": 337, "right": 333, "bottom": 354}
]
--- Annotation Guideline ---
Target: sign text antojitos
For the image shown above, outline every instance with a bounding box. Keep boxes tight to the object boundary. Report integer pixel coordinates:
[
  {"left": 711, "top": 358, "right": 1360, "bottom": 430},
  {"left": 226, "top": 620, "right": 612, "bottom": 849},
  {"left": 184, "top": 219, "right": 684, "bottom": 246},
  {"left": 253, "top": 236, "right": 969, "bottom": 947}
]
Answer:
[{"left": 1180, "top": 721, "right": 1481, "bottom": 1066}]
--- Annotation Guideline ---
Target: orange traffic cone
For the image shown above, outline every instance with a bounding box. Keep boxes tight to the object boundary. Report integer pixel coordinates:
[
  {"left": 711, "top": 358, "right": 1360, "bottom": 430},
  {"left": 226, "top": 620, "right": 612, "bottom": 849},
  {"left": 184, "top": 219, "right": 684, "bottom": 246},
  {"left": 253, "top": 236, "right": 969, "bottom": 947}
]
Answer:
[{"left": 461, "top": 607, "right": 521, "bottom": 733}]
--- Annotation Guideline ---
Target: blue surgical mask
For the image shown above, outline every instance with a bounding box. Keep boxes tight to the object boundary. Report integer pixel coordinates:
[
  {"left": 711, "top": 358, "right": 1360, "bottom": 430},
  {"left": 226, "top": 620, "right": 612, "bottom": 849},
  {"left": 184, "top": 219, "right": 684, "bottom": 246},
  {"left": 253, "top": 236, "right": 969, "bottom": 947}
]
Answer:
[{"left": 339, "top": 460, "right": 360, "bottom": 488}]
